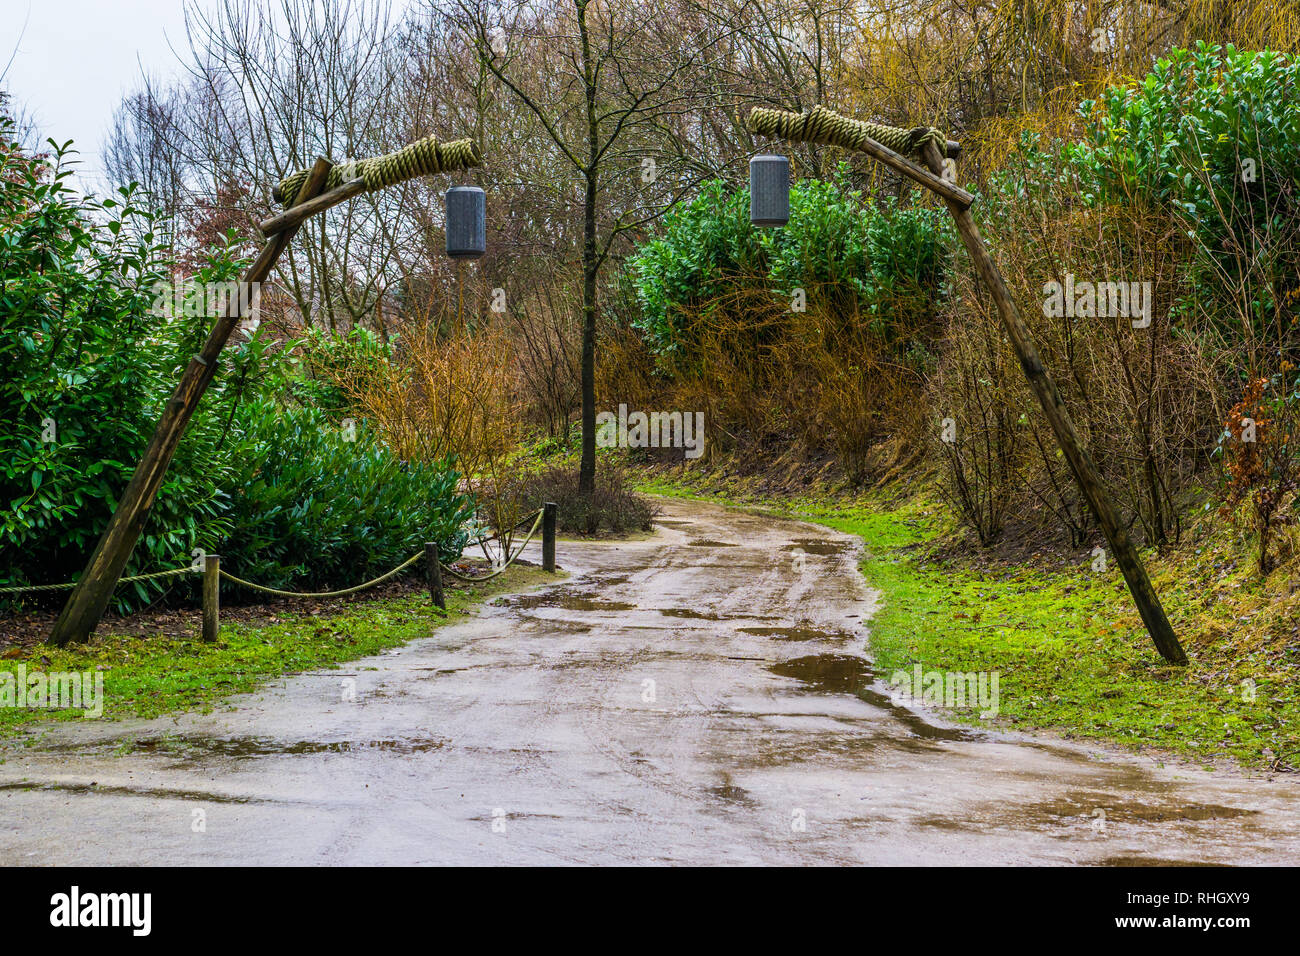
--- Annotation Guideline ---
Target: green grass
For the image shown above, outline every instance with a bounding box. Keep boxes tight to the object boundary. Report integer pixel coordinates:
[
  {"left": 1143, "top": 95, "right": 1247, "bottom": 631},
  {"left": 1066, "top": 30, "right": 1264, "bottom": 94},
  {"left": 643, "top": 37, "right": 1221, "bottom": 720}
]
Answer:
[
  {"left": 0, "top": 567, "right": 552, "bottom": 740},
  {"left": 641, "top": 473, "right": 1299, "bottom": 771}
]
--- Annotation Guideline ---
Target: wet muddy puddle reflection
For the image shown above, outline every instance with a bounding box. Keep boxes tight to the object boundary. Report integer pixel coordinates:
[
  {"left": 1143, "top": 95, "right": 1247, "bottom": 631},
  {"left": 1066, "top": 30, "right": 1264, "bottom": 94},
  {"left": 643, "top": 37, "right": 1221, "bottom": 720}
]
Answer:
[
  {"left": 660, "top": 608, "right": 782, "bottom": 622},
  {"left": 505, "top": 591, "right": 636, "bottom": 612},
  {"left": 121, "top": 735, "right": 448, "bottom": 759},
  {"left": 917, "top": 789, "right": 1256, "bottom": 834},
  {"left": 783, "top": 539, "right": 848, "bottom": 556},
  {"left": 769, "top": 654, "right": 875, "bottom": 694},
  {"left": 769, "top": 654, "right": 980, "bottom": 744},
  {"left": 0, "top": 781, "right": 265, "bottom": 804},
  {"left": 741, "top": 625, "right": 852, "bottom": 641}
]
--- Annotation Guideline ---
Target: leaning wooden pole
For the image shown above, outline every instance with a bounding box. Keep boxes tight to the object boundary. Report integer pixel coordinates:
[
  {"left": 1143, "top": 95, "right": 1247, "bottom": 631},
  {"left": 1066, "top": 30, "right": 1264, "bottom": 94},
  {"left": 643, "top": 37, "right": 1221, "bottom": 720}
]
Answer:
[
  {"left": 46, "top": 158, "right": 335, "bottom": 647},
  {"left": 49, "top": 134, "right": 483, "bottom": 646},
  {"left": 749, "top": 106, "right": 1187, "bottom": 665}
]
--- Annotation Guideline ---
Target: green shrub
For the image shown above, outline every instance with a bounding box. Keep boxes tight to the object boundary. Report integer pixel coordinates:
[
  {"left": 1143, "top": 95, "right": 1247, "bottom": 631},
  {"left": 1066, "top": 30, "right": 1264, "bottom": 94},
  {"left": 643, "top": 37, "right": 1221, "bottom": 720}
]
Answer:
[
  {"left": 626, "top": 168, "right": 950, "bottom": 358},
  {"left": 1077, "top": 44, "right": 1299, "bottom": 233},
  {"left": 294, "top": 325, "right": 392, "bottom": 419},
  {"left": 217, "top": 400, "right": 472, "bottom": 595},
  {"left": 625, "top": 179, "right": 756, "bottom": 358},
  {"left": 0, "top": 126, "right": 239, "bottom": 606},
  {"left": 1074, "top": 43, "right": 1300, "bottom": 344},
  {"left": 0, "top": 115, "right": 474, "bottom": 610}
]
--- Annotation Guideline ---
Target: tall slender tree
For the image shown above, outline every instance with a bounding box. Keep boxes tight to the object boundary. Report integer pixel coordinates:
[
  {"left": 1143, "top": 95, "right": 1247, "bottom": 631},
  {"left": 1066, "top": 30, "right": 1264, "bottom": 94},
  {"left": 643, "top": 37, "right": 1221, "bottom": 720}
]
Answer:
[{"left": 451, "top": 0, "right": 717, "bottom": 491}]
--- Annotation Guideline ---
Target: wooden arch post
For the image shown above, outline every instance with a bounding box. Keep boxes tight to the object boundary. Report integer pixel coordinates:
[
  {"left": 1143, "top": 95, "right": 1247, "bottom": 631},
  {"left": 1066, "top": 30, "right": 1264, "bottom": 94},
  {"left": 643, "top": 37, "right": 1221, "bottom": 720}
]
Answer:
[
  {"left": 47, "top": 158, "right": 336, "bottom": 648},
  {"left": 50, "top": 135, "right": 483, "bottom": 646},
  {"left": 749, "top": 107, "right": 1187, "bottom": 666}
]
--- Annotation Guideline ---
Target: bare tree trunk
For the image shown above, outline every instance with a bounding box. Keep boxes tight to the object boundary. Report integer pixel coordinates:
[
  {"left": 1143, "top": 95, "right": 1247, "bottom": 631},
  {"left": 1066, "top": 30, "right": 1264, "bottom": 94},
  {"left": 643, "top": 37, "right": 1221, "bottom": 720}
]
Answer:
[
  {"left": 578, "top": 0, "right": 598, "bottom": 493},
  {"left": 580, "top": 200, "right": 598, "bottom": 493}
]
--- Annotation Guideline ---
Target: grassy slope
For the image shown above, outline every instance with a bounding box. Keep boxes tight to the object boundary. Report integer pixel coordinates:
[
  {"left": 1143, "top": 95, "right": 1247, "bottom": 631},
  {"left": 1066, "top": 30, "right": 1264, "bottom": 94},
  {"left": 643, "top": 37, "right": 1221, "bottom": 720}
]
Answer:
[
  {"left": 639, "top": 472, "right": 1299, "bottom": 772},
  {"left": 0, "top": 567, "right": 550, "bottom": 740}
]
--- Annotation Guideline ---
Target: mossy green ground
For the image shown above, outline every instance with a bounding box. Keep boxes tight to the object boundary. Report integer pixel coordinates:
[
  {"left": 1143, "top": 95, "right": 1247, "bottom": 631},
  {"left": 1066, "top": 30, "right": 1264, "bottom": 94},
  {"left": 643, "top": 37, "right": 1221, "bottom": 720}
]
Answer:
[
  {"left": 0, "top": 567, "right": 550, "bottom": 740},
  {"left": 640, "top": 473, "right": 1299, "bottom": 772}
]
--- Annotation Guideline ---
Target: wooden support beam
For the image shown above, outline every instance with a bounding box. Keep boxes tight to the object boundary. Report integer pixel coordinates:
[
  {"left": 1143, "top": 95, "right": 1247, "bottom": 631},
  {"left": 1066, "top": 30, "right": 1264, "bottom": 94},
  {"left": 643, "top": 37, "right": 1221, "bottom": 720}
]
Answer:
[
  {"left": 914, "top": 140, "right": 1186, "bottom": 665},
  {"left": 853, "top": 136, "right": 974, "bottom": 209},
  {"left": 47, "top": 158, "right": 335, "bottom": 646},
  {"left": 257, "top": 177, "right": 366, "bottom": 238}
]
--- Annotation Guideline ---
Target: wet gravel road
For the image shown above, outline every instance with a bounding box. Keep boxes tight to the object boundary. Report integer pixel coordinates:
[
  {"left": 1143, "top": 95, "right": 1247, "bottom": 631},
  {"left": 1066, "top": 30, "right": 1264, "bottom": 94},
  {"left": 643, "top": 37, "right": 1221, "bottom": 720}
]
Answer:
[{"left": 1, "top": 497, "right": 1298, "bottom": 864}]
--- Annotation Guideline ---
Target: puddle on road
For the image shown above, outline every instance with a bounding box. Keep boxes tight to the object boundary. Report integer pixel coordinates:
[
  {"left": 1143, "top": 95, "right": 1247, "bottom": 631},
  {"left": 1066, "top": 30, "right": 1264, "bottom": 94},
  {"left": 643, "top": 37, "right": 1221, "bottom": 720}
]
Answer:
[
  {"left": 661, "top": 608, "right": 722, "bottom": 620},
  {"left": 769, "top": 654, "right": 979, "bottom": 743},
  {"left": 741, "top": 625, "right": 851, "bottom": 642},
  {"left": 917, "top": 790, "right": 1256, "bottom": 833},
  {"left": 660, "top": 609, "right": 782, "bottom": 622},
  {"left": 121, "top": 735, "right": 447, "bottom": 759},
  {"left": 687, "top": 539, "right": 738, "bottom": 547},
  {"left": 0, "top": 781, "right": 263, "bottom": 804},
  {"left": 1098, "top": 855, "right": 1224, "bottom": 867},
  {"left": 770, "top": 654, "right": 874, "bottom": 694},
  {"left": 783, "top": 539, "right": 848, "bottom": 556},
  {"left": 507, "top": 592, "right": 637, "bottom": 612},
  {"left": 857, "top": 685, "right": 982, "bottom": 742},
  {"left": 704, "top": 781, "right": 756, "bottom": 806},
  {"left": 1017, "top": 792, "right": 1256, "bottom": 825}
]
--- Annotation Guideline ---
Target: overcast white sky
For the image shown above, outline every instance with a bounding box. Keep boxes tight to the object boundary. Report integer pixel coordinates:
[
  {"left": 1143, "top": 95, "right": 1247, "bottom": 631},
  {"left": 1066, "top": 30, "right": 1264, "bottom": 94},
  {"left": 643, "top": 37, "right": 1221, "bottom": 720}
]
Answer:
[{"left": 1, "top": 0, "right": 195, "bottom": 190}]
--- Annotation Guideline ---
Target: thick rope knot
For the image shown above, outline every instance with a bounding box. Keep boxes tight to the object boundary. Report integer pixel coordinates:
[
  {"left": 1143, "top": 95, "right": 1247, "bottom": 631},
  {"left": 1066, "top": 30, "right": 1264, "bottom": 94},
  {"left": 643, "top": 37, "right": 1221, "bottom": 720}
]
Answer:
[
  {"left": 748, "top": 105, "right": 945, "bottom": 158},
  {"left": 273, "top": 136, "right": 482, "bottom": 205}
]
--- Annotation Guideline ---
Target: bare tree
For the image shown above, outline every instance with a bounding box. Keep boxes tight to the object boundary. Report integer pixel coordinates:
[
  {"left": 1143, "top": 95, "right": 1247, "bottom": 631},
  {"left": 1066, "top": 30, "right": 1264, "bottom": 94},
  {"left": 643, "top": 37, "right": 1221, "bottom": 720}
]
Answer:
[
  {"left": 104, "top": 0, "right": 435, "bottom": 333},
  {"left": 449, "top": 0, "right": 721, "bottom": 492}
]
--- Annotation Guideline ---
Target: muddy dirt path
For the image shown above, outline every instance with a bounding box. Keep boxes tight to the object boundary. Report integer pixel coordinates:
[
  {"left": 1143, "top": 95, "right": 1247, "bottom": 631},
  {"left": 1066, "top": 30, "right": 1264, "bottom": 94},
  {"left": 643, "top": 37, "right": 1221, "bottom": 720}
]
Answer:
[{"left": 1, "top": 498, "right": 1297, "bottom": 864}]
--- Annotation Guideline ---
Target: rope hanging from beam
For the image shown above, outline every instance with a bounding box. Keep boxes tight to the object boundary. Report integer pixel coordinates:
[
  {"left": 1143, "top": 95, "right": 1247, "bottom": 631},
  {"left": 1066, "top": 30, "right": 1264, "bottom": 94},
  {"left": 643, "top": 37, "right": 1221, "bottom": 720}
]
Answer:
[
  {"left": 272, "top": 136, "right": 482, "bottom": 205},
  {"left": 748, "top": 104, "right": 946, "bottom": 158}
]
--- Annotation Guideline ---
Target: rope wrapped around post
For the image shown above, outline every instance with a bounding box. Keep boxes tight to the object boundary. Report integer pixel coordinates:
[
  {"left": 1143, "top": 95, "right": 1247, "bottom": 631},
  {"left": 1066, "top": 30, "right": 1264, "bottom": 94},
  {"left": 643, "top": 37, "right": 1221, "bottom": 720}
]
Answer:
[
  {"left": 748, "top": 104, "right": 949, "bottom": 159},
  {"left": 219, "top": 551, "right": 426, "bottom": 599},
  {"left": 0, "top": 565, "right": 197, "bottom": 595},
  {"left": 272, "top": 136, "right": 482, "bottom": 206},
  {"left": 748, "top": 104, "right": 974, "bottom": 209}
]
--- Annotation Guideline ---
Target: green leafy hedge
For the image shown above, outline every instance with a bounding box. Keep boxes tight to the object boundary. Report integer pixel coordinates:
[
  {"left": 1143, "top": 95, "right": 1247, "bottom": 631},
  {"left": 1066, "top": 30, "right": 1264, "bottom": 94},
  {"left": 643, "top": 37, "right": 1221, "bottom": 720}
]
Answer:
[
  {"left": 626, "top": 168, "right": 950, "bottom": 357},
  {"left": 0, "top": 119, "right": 471, "bottom": 611},
  {"left": 1073, "top": 43, "right": 1300, "bottom": 339},
  {"left": 1077, "top": 43, "right": 1299, "bottom": 236},
  {"left": 219, "top": 400, "right": 472, "bottom": 593},
  {"left": 0, "top": 131, "right": 234, "bottom": 604}
]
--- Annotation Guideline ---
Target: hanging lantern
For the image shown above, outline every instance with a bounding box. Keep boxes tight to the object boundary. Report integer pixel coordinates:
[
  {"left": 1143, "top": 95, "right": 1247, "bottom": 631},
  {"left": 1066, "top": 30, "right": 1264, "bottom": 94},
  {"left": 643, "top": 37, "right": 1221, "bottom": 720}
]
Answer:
[
  {"left": 445, "top": 185, "right": 486, "bottom": 259},
  {"left": 749, "top": 154, "right": 789, "bottom": 227}
]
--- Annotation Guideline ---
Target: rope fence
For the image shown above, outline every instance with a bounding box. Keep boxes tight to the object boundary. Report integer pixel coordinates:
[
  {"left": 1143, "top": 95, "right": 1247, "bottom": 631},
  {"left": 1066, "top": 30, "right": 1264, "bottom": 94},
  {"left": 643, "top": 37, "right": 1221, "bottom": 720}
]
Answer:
[
  {"left": 218, "top": 551, "right": 426, "bottom": 599},
  {"left": 6, "top": 502, "right": 559, "bottom": 644},
  {"left": 0, "top": 565, "right": 196, "bottom": 595},
  {"left": 442, "top": 509, "right": 545, "bottom": 583}
]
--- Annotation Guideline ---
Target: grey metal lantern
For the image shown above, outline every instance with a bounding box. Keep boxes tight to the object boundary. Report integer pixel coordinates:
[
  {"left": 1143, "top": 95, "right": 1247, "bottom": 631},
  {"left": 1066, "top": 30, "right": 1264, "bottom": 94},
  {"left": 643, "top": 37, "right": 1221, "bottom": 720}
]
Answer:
[
  {"left": 749, "top": 154, "right": 790, "bottom": 227},
  {"left": 445, "top": 185, "right": 486, "bottom": 259}
]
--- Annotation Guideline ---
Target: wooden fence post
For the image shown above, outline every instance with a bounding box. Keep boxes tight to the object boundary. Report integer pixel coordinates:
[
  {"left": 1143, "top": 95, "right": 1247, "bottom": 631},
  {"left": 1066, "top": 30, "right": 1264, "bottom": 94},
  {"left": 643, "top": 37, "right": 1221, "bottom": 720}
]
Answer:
[
  {"left": 202, "top": 554, "right": 220, "bottom": 643},
  {"left": 425, "top": 542, "right": 446, "bottom": 610},
  {"left": 542, "top": 502, "right": 557, "bottom": 572}
]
